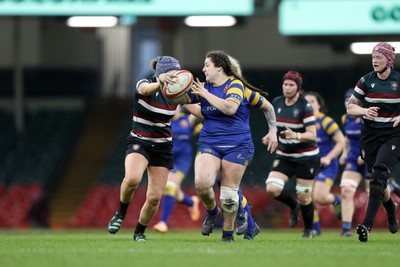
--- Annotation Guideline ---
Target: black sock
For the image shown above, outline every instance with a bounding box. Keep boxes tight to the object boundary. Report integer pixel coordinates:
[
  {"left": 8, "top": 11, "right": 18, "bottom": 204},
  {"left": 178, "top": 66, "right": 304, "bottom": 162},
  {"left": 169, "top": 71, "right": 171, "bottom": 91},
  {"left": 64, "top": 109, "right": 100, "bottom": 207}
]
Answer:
[
  {"left": 363, "top": 197, "right": 381, "bottom": 229},
  {"left": 134, "top": 222, "right": 147, "bottom": 234},
  {"left": 382, "top": 198, "right": 395, "bottom": 214},
  {"left": 119, "top": 201, "right": 130, "bottom": 215},
  {"left": 275, "top": 189, "right": 298, "bottom": 210},
  {"left": 301, "top": 202, "right": 314, "bottom": 230}
]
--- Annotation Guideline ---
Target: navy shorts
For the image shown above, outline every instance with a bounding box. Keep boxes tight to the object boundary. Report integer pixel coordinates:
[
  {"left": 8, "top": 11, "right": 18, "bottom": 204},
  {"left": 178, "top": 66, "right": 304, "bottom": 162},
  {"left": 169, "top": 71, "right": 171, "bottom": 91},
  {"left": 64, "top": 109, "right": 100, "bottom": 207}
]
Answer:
[
  {"left": 126, "top": 138, "right": 174, "bottom": 169},
  {"left": 270, "top": 157, "right": 320, "bottom": 180}
]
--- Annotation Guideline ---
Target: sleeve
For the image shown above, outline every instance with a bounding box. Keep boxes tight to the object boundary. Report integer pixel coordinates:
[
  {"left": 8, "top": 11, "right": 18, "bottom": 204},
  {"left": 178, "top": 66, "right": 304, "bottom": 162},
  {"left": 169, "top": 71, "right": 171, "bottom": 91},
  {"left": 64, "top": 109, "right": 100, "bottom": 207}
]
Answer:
[
  {"left": 354, "top": 76, "right": 366, "bottom": 100},
  {"left": 184, "top": 86, "right": 200, "bottom": 104},
  {"left": 341, "top": 114, "right": 346, "bottom": 127},
  {"left": 225, "top": 79, "right": 244, "bottom": 105},
  {"left": 192, "top": 123, "right": 202, "bottom": 135},
  {"left": 322, "top": 116, "right": 341, "bottom": 138},
  {"left": 135, "top": 78, "right": 152, "bottom": 95},
  {"left": 245, "top": 88, "right": 268, "bottom": 110},
  {"left": 303, "top": 100, "right": 316, "bottom": 127}
]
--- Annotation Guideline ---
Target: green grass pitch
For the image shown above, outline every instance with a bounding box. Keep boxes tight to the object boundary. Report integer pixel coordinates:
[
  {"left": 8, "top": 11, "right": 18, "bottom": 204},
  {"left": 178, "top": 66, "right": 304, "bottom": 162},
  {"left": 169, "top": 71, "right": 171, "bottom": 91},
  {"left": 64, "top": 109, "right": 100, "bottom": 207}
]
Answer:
[{"left": 1, "top": 229, "right": 399, "bottom": 267}]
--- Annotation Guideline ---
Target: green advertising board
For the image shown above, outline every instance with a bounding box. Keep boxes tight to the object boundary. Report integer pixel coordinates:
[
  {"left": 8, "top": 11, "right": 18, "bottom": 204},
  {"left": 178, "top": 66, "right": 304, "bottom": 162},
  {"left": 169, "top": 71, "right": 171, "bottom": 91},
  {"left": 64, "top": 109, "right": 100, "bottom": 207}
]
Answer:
[
  {"left": 279, "top": 0, "right": 400, "bottom": 35},
  {"left": 0, "top": 0, "right": 254, "bottom": 16}
]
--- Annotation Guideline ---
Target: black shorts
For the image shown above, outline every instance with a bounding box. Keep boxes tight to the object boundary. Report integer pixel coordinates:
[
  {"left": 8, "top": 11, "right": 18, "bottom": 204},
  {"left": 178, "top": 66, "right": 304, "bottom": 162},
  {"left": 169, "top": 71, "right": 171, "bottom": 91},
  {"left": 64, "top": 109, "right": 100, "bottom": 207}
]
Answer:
[
  {"left": 360, "top": 125, "right": 400, "bottom": 173},
  {"left": 126, "top": 138, "right": 174, "bottom": 169},
  {"left": 270, "top": 157, "right": 320, "bottom": 180}
]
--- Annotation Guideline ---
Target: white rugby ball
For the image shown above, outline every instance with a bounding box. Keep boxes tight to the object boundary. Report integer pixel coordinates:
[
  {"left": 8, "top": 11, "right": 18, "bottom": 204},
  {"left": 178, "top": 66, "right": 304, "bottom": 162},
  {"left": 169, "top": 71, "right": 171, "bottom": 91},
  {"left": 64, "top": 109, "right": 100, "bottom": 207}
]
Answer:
[{"left": 162, "top": 70, "right": 194, "bottom": 99}]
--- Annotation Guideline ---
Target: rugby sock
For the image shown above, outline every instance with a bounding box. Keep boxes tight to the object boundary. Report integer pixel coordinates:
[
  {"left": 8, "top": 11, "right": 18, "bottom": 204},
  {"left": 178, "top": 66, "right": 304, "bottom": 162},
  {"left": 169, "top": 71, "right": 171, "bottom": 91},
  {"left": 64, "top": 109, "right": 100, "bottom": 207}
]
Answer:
[
  {"left": 160, "top": 195, "right": 175, "bottom": 223},
  {"left": 244, "top": 201, "right": 255, "bottom": 229},
  {"left": 342, "top": 221, "right": 352, "bottom": 230},
  {"left": 333, "top": 195, "right": 341, "bottom": 206},
  {"left": 207, "top": 205, "right": 219, "bottom": 216},
  {"left": 119, "top": 201, "right": 130, "bottom": 215},
  {"left": 180, "top": 193, "right": 194, "bottom": 207},
  {"left": 382, "top": 198, "right": 396, "bottom": 213},
  {"left": 238, "top": 188, "right": 244, "bottom": 214},
  {"left": 222, "top": 230, "right": 234, "bottom": 236},
  {"left": 134, "top": 222, "right": 147, "bottom": 234},
  {"left": 363, "top": 198, "right": 381, "bottom": 229},
  {"left": 301, "top": 202, "right": 314, "bottom": 230},
  {"left": 275, "top": 189, "right": 298, "bottom": 210},
  {"left": 313, "top": 208, "right": 321, "bottom": 235}
]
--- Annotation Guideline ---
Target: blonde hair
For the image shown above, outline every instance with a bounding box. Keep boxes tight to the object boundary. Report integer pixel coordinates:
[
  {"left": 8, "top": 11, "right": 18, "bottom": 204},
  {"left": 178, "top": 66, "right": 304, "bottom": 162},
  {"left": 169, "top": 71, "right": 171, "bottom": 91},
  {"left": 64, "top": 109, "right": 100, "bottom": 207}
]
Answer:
[{"left": 228, "top": 55, "right": 242, "bottom": 77}]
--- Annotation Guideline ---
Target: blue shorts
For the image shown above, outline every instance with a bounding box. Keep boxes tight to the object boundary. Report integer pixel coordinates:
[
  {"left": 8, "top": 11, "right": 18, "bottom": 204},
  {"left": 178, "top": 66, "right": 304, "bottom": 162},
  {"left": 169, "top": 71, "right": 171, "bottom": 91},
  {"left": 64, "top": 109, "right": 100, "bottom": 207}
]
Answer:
[
  {"left": 344, "top": 156, "right": 367, "bottom": 178},
  {"left": 315, "top": 160, "right": 339, "bottom": 184},
  {"left": 171, "top": 149, "right": 192, "bottom": 177},
  {"left": 197, "top": 142, "right": 254, "bottom": 166}
]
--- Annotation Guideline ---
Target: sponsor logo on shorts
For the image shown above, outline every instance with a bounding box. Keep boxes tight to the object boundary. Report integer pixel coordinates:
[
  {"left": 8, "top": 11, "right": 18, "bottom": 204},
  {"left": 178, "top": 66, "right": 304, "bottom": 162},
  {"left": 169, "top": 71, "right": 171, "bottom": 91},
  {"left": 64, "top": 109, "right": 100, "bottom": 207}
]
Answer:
[
  {"left": 132, "top": 144, "right": 140, "bottom": 150},
  {"left": 273, "top": 159, "right": 280, "bottom": 168},
  {"left": 237, "top": 153, "right": 245, "bottom": 160}
]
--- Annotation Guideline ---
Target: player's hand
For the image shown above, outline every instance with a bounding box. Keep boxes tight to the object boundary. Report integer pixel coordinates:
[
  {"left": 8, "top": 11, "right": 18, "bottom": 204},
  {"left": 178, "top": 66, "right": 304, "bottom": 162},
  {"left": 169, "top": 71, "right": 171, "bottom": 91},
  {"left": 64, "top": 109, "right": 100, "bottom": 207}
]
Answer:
[
  {"left": 320, "top": 156, "right": 331, "bottom": 167},
  {"left": 365, "top": 106, "right": 379, "bottom": 119},
  {"left": 262, "top": 130, "right": 278, "bottom": 153},
  {"left": 281, "top": 126, "right": 297, "bottom": 140},
  {"left": 158, "top": 73, "right": 178, "bottom": 84},
  {"left": 394, "top": 118, "right": 400, "bottom": 127},
  {"left": 191, "top": 78, "right": 208, "bottom": 97}
]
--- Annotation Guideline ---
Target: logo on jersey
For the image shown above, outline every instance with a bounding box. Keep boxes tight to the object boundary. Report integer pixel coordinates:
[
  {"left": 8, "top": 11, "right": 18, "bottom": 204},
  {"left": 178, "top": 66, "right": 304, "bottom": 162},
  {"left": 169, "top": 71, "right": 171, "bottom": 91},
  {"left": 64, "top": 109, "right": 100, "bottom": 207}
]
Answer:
[
  {"left": 391, "top": 81, "right": 398, "bottom": 91},
  {"left": 392, "top": 145, "right": 396, "bottom": 151},
  {"left": 277, "top": 108, "right": 282, "bottom": 114},
  {"left": 132, "top": 144, "right": 140, "bottom": 151},
  {"left": 180, "top": 120, "right": 189, "bottom": 128},
  {"left": 371, "top": 83, "right": 375, "bottom": 88},
  {"left": 345, "top": 163, "right": 353, "bottom": 170},
  {"left": 293, "top": 109, "right": 300, "bottom": 118},
  {"left": 310, "top": 168, "right": 314, "bottom": 174},
  {"left": 223, "top": 85, "right": 229, "bottom": 93}
]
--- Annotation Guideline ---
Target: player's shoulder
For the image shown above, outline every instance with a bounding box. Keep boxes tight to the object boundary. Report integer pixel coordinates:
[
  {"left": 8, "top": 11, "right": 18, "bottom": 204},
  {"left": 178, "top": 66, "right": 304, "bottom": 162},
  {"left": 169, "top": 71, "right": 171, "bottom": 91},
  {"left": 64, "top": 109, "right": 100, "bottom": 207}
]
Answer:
[{"left": 359, "top": 71, "right": 376, "bottom": 83}]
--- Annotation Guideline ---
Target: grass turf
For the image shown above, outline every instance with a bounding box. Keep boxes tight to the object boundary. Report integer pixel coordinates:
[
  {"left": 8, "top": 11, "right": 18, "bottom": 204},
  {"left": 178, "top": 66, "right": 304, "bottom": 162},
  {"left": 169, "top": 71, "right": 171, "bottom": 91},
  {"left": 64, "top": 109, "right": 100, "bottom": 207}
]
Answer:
[{"left": 1, "top": 229, "right": 399, "bottom": 267}]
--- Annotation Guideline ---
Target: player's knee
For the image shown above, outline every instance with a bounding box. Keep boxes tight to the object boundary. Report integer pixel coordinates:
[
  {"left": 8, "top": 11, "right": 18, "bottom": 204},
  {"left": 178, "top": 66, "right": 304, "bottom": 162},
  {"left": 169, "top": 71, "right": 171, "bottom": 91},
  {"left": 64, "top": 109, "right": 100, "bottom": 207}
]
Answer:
[
  {"left": 312, "top": 194, "right": 325, "bottom": 205},
  {"left": 122, "top": 176, "right": 140, "bottom": 190},
  {"left": 296, "top": 184, "right": 313, "bottom": 195},
  {"left": 369, "top": 163, "right": 390, "bottom": 199},
  {"left": 370, "top": 163, "right": 390, "bottom": 188},
  {"left": 266, "top": 178, "right": 285, "bottom": 197},
  {"left": 220, "top": 186, "right": 239, "bottom": 213},
  {"left": 340, "top": 178, "right": 358, "bottom": 199}
]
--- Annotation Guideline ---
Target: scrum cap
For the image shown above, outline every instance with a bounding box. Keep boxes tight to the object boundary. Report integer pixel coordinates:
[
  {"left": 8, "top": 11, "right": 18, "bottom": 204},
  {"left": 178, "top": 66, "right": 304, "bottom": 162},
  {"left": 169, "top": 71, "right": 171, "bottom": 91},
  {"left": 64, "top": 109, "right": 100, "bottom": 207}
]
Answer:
[
  {"left": 155, "top": 56, "right": 181, "bottom": 77},
  {"left": 372, "top": 42, "right": 395, "bottom": 68},
  {"left": 283, "top": 70, "right": 303, "bottom": 90}
]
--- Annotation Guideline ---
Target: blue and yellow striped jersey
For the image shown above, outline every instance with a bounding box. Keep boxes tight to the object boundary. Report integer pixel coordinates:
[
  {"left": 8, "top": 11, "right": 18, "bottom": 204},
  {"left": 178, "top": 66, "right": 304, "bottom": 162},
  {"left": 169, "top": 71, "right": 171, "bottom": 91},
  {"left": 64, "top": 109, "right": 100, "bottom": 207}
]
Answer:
[
  {"left": 185, "top": 76, "right": 252, "bottom": 146},
  {"left": 315, "top": 112, "right": 342, "bottom": 157}
]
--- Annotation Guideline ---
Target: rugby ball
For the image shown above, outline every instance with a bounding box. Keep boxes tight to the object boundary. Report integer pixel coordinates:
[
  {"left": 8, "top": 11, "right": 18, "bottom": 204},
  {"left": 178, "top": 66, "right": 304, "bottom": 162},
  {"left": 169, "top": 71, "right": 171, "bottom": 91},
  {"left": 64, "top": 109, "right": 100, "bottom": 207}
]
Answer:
[{"left": 162, "top": 70, "right": 194, "bottom": 99}]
